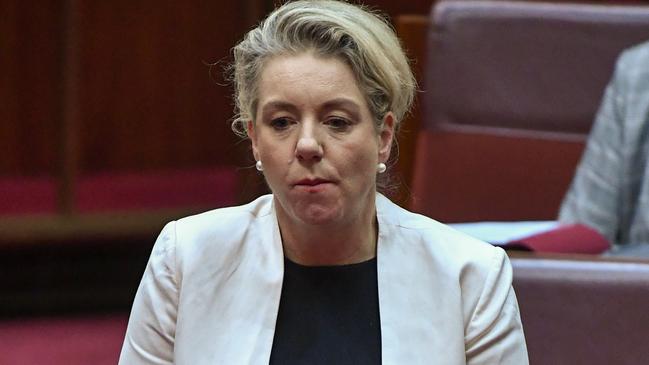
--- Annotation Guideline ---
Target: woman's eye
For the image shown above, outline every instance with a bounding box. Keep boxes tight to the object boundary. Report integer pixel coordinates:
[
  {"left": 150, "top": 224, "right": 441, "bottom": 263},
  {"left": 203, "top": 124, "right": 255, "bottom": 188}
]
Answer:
[
  {"left": 326, "top": 117, "right": 352, "bottom": 131},
  {"left": 269, "top": 117, "right": 292, "bottom": 130}
]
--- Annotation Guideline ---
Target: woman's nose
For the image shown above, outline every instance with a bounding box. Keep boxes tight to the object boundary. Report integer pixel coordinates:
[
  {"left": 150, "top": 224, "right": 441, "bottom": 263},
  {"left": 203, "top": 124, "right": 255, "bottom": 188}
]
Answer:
[{"left": 295, "top": 129, "right": 323, "bottom": 162}]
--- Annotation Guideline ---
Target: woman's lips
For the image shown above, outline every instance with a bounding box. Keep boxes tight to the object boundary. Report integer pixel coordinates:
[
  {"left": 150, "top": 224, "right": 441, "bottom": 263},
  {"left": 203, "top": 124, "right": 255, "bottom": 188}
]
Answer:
[
  {"left": 292, "top": 178, "right": 334, "bottom": 192},
  {"left": 294, "top": 178, "right": 330, "bottom": 186}
]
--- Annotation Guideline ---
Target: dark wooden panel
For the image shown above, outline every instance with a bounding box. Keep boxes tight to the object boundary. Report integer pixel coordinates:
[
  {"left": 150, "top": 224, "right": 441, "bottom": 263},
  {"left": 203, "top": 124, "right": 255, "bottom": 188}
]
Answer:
[
  {"left": 0, "top": 0, "right": 63, "bottom": 176},
  {"left": 362, "top": 0, "right": 434, "bottom": 17},
  {"left": 0, "top": 237, "right": 151, "bottom": 316},
  {"left": 392, "top": 15, "right": 428, "bottom": 206},
  {"left": 75, "top": 1, "right": 252, "bottom": 172}
]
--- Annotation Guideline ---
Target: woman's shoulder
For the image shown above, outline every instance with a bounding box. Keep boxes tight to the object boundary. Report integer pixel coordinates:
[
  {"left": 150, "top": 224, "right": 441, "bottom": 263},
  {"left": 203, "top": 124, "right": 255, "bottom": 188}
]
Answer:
[
  {"left": 377, "top": 194, "right": 501, "bottom": 268},
  {"left": 376, "top": 195, "right": 514, "bottom": 331},
  {"left": 176, "top": 194, "right": 274, "bottom": 231},
  {"left": 164, "top": 195, "right": 276, "bottom": 258}
]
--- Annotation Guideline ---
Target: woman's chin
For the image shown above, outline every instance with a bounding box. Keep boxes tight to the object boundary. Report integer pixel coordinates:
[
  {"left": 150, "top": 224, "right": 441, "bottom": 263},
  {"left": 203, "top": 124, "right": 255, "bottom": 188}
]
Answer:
[{"left": 293, "top": 204, "right": 343, "bottom": 226}]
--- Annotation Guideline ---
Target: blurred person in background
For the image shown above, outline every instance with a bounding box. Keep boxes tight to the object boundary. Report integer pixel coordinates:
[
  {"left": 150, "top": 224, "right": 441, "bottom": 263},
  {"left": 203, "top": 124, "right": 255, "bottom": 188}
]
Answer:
[{"left": 560, "top": 40, "right": 649, "bottom": 256}]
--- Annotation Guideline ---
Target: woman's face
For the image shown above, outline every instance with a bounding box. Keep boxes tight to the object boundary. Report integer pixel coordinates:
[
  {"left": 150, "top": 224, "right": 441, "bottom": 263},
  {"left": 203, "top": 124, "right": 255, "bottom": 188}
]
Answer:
[{"left": 248, "top": 52, "right": 394, "bottom": 227}]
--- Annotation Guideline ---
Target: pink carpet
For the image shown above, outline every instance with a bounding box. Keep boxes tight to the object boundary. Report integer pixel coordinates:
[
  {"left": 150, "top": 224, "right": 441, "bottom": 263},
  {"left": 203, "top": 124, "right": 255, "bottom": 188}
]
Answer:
[{"left": 0, "top": 314, "right": 128, "bottom": 365}]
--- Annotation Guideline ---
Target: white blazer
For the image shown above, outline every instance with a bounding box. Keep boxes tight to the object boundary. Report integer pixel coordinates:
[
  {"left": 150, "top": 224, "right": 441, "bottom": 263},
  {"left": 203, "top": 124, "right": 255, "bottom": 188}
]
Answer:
[{"left": 119, "top": 194, "right": 528, "bottom": 364}]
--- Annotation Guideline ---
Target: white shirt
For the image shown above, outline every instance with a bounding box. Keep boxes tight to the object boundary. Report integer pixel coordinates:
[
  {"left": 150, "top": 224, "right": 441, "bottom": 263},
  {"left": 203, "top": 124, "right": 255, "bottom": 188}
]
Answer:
[{"left": 120, "top": 194, "right": 528, "bottom": 364}]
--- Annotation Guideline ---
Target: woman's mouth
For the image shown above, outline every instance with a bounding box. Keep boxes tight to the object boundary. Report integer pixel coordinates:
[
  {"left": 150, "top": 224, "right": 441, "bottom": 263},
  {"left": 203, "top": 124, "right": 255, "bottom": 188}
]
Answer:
[
  {"left": 292, "top": 178, "right": 334, "bottom": 192},
  {"left": 294, "top": 178, "right": 330, "bottom": 186}
]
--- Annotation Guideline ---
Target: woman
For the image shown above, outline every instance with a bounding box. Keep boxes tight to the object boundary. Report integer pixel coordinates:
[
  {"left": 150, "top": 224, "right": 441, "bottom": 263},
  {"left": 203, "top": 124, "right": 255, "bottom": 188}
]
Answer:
[{"left": 119, "top": 1, "right": 528, "bottom": 364}]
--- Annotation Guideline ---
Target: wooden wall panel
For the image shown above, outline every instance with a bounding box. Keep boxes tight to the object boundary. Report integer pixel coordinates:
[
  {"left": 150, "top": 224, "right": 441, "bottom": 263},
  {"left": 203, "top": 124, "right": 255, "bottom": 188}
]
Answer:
[
  {"left": 363, "top": 0, "right": 434, "bottom": 17},
  {"left": 393, "top": 15, "right": 429, "bottom": 205},
  {"left": 74, "top": 1, "right": 252, "bottom": 173},
  {"left": 0, "top": 0, "right": 63, "bottom": 176}
]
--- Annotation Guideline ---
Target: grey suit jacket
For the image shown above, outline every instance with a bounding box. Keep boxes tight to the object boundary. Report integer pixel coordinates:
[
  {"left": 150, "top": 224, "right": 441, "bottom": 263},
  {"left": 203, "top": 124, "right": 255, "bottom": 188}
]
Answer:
[{"left": 560, "top": 40, "right": 649, "bottom": 247}]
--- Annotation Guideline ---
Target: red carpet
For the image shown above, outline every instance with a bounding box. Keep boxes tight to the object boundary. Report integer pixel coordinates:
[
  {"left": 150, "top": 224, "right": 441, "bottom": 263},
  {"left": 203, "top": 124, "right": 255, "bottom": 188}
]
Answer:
[{"left": 0, "top": 314, "right": 127, "bottom": 365}]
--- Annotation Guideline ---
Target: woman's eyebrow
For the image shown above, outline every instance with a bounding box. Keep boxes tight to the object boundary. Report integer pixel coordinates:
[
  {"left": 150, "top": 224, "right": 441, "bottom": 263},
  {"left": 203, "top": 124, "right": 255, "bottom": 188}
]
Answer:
[
  {"left": 261, "top": 98, "right": 362, "bottom": 115},
  {"left": 260, "top": 100, "right": 298, "bottom": 115},
  {"left": 321, "top": 98, "right": 361, "bottom": 113}
]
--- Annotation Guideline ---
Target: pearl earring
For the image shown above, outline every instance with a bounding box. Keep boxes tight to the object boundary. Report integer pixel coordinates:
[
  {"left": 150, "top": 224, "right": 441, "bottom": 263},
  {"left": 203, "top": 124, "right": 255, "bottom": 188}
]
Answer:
[
  {"left": 377, "top": 162, "right": 387, "bottom": 174},
  {"left": 255, "top": 160, "right": 263, "bottom": 172}
]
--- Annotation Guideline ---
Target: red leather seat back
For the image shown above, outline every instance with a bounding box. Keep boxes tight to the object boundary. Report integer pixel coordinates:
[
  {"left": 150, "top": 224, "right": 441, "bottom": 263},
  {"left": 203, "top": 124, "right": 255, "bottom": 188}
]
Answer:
[
  {"left": 425, "top": 1, "right": 649, "bottom": 134},
  {"left": 411, "top": 1, "right": 649, "bottom": 222},
  {"left": 512, "top": 257, "right": 649, "bottom": 364}
]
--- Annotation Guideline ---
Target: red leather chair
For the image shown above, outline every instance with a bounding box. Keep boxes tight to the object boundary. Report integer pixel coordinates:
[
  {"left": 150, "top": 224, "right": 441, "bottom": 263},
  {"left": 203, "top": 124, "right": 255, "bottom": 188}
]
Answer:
[
  {"left": 511, "top": 255, "right": 649, "bottom": 365},
  {"left": 410, "top": 0, "right": 649, "bottom": 222}
]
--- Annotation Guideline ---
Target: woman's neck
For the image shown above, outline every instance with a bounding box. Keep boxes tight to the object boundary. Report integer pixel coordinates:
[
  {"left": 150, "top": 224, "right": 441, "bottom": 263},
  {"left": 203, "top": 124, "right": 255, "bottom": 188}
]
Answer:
[{"left": 276, "top": 204, "right": 378, "bottom": 266}]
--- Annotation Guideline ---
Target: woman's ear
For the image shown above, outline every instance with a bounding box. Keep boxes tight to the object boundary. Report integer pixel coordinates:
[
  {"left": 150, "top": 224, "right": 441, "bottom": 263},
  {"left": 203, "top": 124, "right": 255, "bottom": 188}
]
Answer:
[
  {"left": 247, "top": 120, "right": 260, "bottom": 161},
  {"left": 378, "top": 112, "right": 395, "bottom": 162}
]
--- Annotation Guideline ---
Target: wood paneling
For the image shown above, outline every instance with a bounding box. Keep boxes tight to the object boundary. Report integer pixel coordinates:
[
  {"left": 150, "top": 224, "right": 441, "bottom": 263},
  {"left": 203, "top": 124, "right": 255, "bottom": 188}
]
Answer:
[
  {"left": 393, "top": 15, "right": 429, "bottom": 205},
  {"left": 0, "top": 0, "right": 63, "bottom": 176},
  {"left": 362, "top": 0, "right": 434, "bottom": 17},
  {"left": 74, "top": 1, "right": 251, "bottom": 173}
]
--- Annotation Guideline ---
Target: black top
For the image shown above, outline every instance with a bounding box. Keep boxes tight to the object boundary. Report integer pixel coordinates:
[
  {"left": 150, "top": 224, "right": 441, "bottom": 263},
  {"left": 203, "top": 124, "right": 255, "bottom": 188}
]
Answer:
[{"left": 269, "top": 256, "right": 381, "bottom": 365}]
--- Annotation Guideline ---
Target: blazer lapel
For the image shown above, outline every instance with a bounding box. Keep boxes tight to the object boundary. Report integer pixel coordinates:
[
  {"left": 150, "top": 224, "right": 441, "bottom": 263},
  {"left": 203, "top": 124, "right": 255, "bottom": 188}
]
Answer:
[{"left": 375, "top": 195, "right": 466, "bottom": 365}]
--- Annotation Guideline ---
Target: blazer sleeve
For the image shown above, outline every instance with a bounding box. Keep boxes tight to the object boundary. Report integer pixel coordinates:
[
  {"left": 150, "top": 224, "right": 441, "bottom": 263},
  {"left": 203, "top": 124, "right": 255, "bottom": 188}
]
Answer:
[
  {"left": 465, "top": 248, "right": 529, "bottom": 364},
  {"left": 558, "top": 55, "right": 627, "bottom": 243},
  {"left": 119, "top": 222, "right": 179, "bottom": 365}
]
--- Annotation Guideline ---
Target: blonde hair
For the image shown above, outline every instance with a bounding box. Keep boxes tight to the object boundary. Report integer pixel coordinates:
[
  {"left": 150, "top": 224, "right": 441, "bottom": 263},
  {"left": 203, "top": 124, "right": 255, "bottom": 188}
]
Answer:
[{"left": 229, "top": 0, "right": 416, "bottom": 138}]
